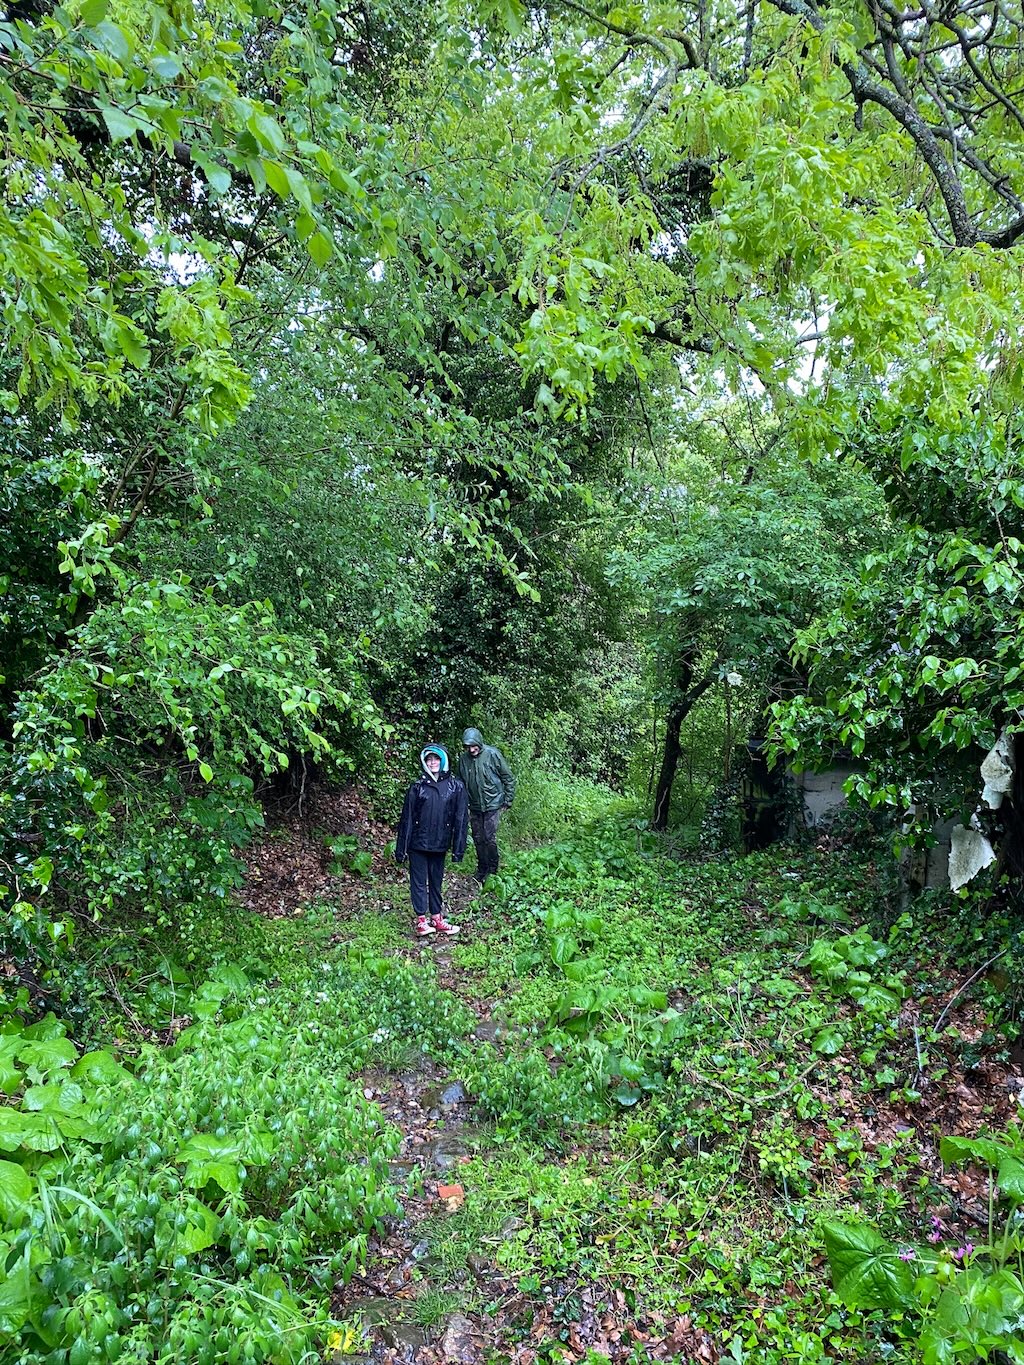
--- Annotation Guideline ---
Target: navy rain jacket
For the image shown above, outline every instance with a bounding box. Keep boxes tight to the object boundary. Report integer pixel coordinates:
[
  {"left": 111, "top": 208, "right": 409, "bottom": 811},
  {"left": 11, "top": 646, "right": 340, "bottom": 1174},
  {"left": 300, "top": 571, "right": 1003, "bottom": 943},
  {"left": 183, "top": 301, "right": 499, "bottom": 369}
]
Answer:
[{"left": 395, "top": 772, "right": 468, "bottom": 861}]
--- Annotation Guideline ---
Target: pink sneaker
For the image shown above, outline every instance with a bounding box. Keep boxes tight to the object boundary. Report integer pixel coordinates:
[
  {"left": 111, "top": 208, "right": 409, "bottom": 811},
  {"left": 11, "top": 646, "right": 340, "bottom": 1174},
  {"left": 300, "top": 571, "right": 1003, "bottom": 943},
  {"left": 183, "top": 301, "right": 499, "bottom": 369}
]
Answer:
[
  {"left": 415, "top": 916, "right": 436, "bottom": 937},
  {"left": 431, "top": 914, "right": 460, "bottom": 937}
]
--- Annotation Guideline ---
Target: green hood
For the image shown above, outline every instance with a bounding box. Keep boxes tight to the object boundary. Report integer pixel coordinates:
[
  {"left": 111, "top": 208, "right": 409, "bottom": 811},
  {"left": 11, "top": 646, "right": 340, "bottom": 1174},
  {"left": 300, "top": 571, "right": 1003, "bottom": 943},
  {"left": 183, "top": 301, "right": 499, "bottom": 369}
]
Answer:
[{"left": 462, "top": 727, "right": 484, "bottom": 747}]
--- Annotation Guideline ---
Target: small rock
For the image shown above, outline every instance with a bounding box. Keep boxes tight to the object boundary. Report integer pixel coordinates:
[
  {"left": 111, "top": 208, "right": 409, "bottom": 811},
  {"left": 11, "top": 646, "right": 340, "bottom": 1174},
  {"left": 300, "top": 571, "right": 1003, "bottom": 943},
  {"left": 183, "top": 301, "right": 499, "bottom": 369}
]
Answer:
[
  {"left": 440, "top": 1312, "right": 479, "bottom": 1363},
  {"left": 363, "top": 1087, "right": 375, "bottom": 1099},
  {"left": 501, "top": 1215, "right": 526, "bottom": 1235},
  {"left": 410, "top": 1238, "right": 430, "bottom": 1261},
  {"left": 380, "top": 1321, "right": 430, "bottom": 1352},
  {"left": 467, "top": 1252, "right": 490, "bottom": 1278}
]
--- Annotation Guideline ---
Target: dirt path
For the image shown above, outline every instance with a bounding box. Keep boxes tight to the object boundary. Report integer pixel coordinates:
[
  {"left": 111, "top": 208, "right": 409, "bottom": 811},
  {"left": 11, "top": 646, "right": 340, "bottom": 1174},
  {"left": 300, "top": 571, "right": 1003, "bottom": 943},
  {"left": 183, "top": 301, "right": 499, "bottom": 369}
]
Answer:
[
  {"left": 331, "top": 903, "right": 510, "bottom": 1365},
  {"left": 325, "top": 874, "right": 718, "bottom": 1365}
]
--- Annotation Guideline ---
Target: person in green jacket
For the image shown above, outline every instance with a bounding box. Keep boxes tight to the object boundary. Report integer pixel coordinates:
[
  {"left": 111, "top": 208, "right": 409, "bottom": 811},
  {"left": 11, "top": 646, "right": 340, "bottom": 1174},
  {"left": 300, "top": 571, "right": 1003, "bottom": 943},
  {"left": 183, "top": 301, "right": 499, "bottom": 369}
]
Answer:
[{"left": 458, "top": 727, "right": 516, "bottom": 883}]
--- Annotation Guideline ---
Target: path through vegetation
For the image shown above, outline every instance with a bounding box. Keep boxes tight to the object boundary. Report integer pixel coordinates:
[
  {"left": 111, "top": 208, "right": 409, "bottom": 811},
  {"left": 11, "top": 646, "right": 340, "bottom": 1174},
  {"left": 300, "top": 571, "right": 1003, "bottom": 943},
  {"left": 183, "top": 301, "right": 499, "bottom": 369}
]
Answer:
[
  {"left": 2, "top": 805, "right": 1023, "bottom": 1364},
  {"left": 302, "top": 819, "right": 1023, "bottom": 1365}
]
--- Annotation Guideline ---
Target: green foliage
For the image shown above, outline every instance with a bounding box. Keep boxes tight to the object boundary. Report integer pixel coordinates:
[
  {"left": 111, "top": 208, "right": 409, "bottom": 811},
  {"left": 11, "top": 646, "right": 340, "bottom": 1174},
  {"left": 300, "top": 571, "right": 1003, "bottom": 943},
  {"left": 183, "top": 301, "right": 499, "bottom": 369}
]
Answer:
[
  {"left": 821, "top": 1122, "right": 1024, "bottom": 1362},
  {"left": 772, "top": 408, "right": 1024, "bottom": 890},
  {"left": 0, "top": 936, "right": 473, "bottom": 1362}
]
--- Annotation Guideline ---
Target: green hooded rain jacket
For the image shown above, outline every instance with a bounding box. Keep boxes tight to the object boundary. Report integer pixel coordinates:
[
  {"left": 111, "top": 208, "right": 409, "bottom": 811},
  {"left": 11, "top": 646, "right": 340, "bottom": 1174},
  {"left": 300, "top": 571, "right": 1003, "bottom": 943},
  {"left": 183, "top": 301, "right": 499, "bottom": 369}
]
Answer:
[{"left": 458, "top": 728, "right": 516, "bottom": 814}]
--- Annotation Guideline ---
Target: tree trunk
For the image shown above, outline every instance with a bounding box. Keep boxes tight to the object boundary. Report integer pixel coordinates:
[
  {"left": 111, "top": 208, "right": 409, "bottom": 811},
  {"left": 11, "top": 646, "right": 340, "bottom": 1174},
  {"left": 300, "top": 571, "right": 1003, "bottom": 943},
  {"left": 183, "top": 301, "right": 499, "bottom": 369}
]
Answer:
[{"left": 651, "top": 666, "right": 714, "bottom": 831}]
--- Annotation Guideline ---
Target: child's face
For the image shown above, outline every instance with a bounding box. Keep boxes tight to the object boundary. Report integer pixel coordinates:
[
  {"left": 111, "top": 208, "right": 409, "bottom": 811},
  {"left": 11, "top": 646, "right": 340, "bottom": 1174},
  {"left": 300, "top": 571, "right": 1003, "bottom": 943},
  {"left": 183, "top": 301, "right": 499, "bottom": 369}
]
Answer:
[{"left": 425, "top": 753, "right": 441, "bottom": 774}]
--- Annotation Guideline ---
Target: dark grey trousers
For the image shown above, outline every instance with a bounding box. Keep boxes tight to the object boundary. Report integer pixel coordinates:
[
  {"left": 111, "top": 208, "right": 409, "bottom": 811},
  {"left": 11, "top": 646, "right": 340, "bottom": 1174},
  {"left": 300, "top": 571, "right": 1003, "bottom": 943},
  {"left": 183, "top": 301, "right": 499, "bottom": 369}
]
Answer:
[{"left": 469, "top": 808, "right": 502, "bottom": 878}]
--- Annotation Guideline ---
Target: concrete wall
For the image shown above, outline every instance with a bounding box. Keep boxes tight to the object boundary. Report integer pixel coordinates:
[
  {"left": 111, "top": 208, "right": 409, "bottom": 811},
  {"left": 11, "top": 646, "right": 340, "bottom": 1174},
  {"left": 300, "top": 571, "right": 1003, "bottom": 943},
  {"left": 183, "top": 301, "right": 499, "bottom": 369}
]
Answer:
[
  {"left": 791, "top": 765, "right": 956, "bottom": 890},
  {"left": 792, "top": 766, "right": 858, "bottom": 829}
]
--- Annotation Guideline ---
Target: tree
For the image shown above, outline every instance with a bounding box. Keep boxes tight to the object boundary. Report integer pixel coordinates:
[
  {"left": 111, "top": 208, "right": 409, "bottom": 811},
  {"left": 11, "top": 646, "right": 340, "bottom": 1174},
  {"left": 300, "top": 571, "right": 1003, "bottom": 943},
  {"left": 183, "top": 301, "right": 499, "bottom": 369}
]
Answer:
[{"left": 607, "top": 408, "right": 884, "bottom": 829}]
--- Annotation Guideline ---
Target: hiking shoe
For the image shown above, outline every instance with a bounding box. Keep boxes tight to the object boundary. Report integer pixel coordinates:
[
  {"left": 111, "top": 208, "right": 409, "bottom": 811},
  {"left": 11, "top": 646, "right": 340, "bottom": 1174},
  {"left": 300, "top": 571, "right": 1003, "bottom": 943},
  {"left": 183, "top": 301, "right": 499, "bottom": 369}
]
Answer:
[
  {"left": 431, "top": 914, "right": 460, "bottom": 936},
  {"left": 415, "top": 916, "right": 437, "bottom": 937}
]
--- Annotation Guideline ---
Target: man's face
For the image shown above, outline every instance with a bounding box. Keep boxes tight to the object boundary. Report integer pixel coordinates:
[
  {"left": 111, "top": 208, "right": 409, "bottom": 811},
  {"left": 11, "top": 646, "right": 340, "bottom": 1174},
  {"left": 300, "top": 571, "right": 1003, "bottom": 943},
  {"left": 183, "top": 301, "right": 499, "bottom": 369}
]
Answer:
[
  {"left": 466, "top": 744, "right": 481, "bottom": 758},
  {"left": 425, "top": 753, "right": 441, "bottom": 774}
]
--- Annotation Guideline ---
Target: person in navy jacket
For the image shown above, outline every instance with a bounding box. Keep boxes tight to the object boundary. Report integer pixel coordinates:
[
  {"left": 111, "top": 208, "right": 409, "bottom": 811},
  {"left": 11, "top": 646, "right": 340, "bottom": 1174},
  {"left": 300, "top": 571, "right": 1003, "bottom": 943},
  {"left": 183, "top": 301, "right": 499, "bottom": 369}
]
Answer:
[{"left": 395, "top": 743, "right": 468, "bottom": 937}]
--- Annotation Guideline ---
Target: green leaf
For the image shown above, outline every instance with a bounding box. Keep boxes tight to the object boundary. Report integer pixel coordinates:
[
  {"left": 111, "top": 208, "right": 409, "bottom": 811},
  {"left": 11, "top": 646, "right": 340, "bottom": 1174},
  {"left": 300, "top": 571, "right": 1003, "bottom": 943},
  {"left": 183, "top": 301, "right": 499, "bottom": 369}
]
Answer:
[
  {"left": 92, "top": 20, "right": 131, "bottom": 60},
  {"left": 0, "top": 1160, "right": 32, "bottom": 1226},
  {"left": 998, "top": 1156, "right": 1024, "bottom": 1202},
  {"left": 611, "top": 1084, "right": 641, "bottom": 1107},
  {"left": 18, "top": 1036, "right": 77, "bottom": 1075},
  {"left": 0, "top": 1060, "right": 22, "bottom": 1095},
  {"left": 80, "top": 0, "right": 109, "bottom": 24},
  {"left": 150, "top": 53, "right": 182, "bottom": 81},
  {"left": 812, "top": 1026, "right": 844, "bottom": 1056},
  {"left": 0, "top": 1250, "right": 31, "bottom": 1335},
  {"left": 176, "top": 1198, "right": 221, "bottom": 1254},
  {"left": 251, "top": 112, "right": 286, "bottom": 153},
  {"left": 70, "top": 1050, "right": 133, "bottom": 1085},
  {"left": 820, "top": 1219, "right": 914, "bottom": 1311},
  {"left": 306, "top": 229, "right": 334, "bottom": 267},
  {"left": 193, "top": 154, "right": 231, "bottom": 197},
  {"left": 199, "top": 761, "right": 214, "bottom": 782},
  {"left": 263, "top": 158, "right": 290, "bottom": 198},
  {"left": 285, "top": 167, "right": 314, "bottom": 213},
  {"left": 940, "top": 1135, "right": 1010, "bottom": 1168},
  {"left": 114, "top": 318, "right": 150, "bottom": 368},
  {"left": 0, "top": 1109, "right": 62, "bottom": 1153},
  {"left": 550, "top": 933, "right": 579, "bottom": 967},
  {"left": 100, "top": 105, "right": 140, "bottom": 143}
]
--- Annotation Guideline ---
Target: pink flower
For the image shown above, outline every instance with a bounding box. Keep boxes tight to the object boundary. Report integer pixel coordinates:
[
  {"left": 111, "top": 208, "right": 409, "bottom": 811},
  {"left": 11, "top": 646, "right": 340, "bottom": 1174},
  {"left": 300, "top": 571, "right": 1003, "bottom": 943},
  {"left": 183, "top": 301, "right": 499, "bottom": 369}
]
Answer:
[
  {"left": 928, "top": 1230, "right": 943, "bottom": 1243},
  {"left": 898, "top": 1248, "right": 916, "bottom": 1262},
  {"left": 952, "top": 1244, "right": 975, "bottom": 1262}
]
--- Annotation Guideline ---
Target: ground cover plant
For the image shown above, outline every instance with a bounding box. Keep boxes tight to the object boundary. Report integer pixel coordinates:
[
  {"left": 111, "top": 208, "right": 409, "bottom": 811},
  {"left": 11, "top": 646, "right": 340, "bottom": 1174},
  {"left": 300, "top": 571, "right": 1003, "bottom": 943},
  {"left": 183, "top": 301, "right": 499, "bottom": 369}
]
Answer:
[
  {"left": 389, "top": 822, "right": 1024, "bottom": 1363},
  {"left": 0, "top": 923, "right": 474, "bottom": 1364}
]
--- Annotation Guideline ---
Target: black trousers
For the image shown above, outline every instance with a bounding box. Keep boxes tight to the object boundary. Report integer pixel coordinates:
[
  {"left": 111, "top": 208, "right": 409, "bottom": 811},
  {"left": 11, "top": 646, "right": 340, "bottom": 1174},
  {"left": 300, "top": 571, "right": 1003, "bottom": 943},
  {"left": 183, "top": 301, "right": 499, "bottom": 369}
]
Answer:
[
  {"left": 469, "top": 808, "right": 502, "bottom": 878},
  {"left": 409, "top": 849, "right": 446, "bottom": 919}
]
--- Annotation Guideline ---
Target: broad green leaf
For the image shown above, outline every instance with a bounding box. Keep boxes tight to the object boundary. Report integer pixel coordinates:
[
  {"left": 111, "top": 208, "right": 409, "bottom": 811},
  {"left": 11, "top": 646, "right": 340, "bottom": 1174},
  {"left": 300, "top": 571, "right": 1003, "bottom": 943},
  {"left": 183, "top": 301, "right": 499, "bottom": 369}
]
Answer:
[
  {"left": 210, "top": 963, "right": 249, "bottom": 994},
  {"left": 70, "top": 1050, "right": 133, "bottom": 1085},
  {"left": 812, "top": 1026, "right": 844, "bottom": 1055},
  {"left": 0, "top": 1109, "right": 62, "bottom": 1153},
  {"left": 820, "top": 1219, "right": 914, "bottom": 1311},
  {"left": 18, "top": 1037, "right": 76, "bottom": 1075},
  {"left": 0, "top": 1251, "right": 31, "bottom": 1335},
  {"left": 23, "top": 1081, "right": 84, "bottom": 1112},
  {"left": 611, "top": 1084, "right": 641, "bottom": 1106},
  {"left": 92, "top": 19, "right": 131, "bottom": 59},
  {"left": 150, "top": 53, "right": 181, "bottom": 81},
  {"left": 263, "top": 158, "right": 290, "bottom": 198},
  {"left": 285, "top": 167, "right": 313, "bottom": 213},
  {"left": 100, "top": 105, "right": 140, "bottom": 143},
  {"left": 0, "top": 1160, "right": 32, "bottom": 1226},
  {"left": 251, "top": 112, "right": 285, "bottom": 153},
  {"left": 307, "top": 230, "right": 334, "bottom": 267},
  {"left": 176, "top": 1198, "right": 220, "bottom": 1254},
  {"left": 21, "top": 1015, "right": 66, "bottom": 1041},
  {"left": 940, "top": 1135, "right": 1010, "bottom": 1168},
  {"left": 550, "top": 932, "right": 578, "bottom": 967},
  {"left": 998, "top": 1156, "right": 1024, "bottom": 1202},
  {"left": 114, "top": 319, "right": 150, "bottom": 368},
  {"left": 193, "top": 154, "right": 231, "bottom": 197}
]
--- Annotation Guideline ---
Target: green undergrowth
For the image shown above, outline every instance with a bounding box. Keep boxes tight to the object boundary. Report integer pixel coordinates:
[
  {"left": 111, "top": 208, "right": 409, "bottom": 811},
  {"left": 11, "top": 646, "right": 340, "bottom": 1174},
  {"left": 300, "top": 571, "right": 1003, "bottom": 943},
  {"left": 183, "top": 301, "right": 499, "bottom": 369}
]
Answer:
[
  {"left": 429, "top": 821, "right": 1022, "bottom": 1363},
  {"left": 0, "top": 912, "right": 474, "bottom": 1364}
]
